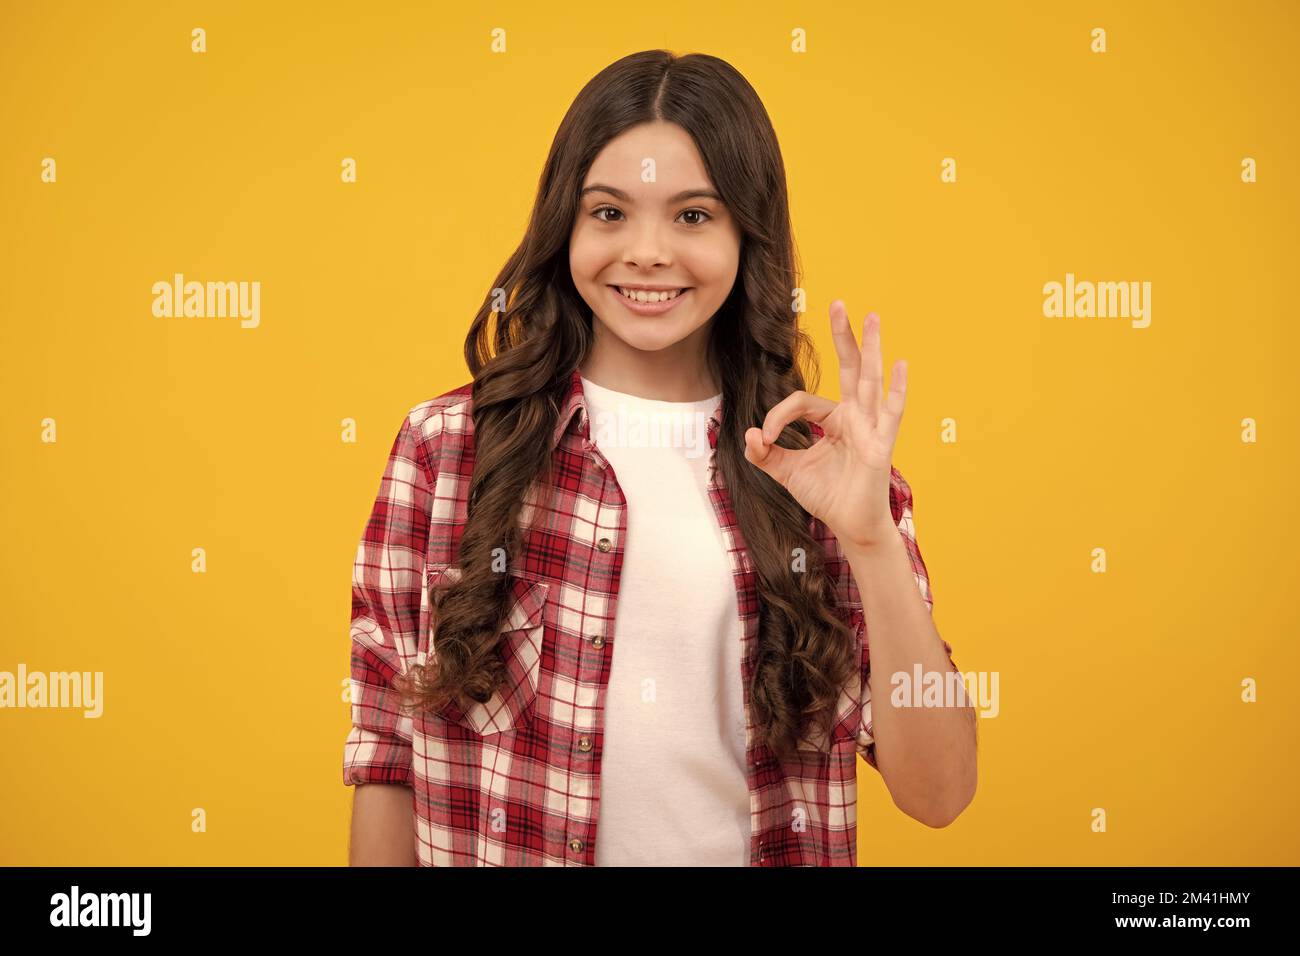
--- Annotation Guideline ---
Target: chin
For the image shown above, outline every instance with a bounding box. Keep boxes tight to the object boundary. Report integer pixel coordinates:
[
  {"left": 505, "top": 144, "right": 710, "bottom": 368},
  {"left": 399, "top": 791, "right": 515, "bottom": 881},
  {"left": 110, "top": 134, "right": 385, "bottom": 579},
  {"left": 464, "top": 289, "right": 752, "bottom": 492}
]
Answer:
[{"left": 605, "top": 321, "right": 694, "bottom": 354}]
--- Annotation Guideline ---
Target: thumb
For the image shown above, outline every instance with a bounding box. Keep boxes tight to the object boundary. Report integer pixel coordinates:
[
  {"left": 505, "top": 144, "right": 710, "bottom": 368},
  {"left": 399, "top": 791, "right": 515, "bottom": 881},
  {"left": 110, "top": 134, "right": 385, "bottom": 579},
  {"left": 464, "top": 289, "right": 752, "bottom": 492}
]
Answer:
[{"left": 743, "top": 427, "right": 795, "bottom": 485}]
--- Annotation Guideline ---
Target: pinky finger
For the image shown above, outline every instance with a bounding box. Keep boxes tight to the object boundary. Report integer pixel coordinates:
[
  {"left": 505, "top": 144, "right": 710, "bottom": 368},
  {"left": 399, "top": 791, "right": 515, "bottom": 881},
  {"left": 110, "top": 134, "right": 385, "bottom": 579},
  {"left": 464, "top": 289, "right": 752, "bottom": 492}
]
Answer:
[{"left": 880, "top": 359, "right": 907, "bottom": 441}]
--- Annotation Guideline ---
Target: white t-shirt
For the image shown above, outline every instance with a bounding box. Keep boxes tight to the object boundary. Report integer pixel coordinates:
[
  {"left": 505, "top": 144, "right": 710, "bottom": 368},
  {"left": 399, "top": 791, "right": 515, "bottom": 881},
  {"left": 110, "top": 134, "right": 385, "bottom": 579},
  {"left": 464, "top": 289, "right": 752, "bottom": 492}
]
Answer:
[{"left": 580, "top": 375, "right": 750, "bottom": 866}]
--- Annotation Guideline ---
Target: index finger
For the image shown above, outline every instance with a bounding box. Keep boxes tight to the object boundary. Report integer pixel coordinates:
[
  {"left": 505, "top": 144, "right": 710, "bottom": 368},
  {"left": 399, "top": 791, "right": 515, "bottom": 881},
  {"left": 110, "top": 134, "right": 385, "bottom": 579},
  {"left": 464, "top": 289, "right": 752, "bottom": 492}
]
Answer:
[{"left": 760, "top": 389, "right": 837, "bottom": 443}]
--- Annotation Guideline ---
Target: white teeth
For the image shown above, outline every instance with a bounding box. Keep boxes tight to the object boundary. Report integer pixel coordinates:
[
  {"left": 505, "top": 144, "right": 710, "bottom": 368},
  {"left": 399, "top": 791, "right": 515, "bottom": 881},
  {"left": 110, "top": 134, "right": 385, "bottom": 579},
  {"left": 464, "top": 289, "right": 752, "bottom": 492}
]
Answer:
[{"left": 617, "top": 287, "right": 684, "bottom": 303}]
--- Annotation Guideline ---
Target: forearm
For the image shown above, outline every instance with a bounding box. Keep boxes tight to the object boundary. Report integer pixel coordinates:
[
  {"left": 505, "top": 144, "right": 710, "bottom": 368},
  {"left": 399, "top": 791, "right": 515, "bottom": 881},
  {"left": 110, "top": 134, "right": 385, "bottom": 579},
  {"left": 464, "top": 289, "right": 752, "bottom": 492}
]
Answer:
[
  {"left": 843, "top": 533, "right": 977, "bottom": 827},
  {"left": 349, "top": 783, "right": 418, "bottom": 866}
]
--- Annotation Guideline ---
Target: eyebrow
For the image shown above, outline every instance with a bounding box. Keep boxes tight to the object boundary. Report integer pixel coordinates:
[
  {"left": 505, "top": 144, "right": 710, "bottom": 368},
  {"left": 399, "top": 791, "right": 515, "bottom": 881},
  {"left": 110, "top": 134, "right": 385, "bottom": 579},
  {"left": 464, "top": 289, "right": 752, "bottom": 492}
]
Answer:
[{"left": 579, "top": 183, "right": 723, "bottom": 204}]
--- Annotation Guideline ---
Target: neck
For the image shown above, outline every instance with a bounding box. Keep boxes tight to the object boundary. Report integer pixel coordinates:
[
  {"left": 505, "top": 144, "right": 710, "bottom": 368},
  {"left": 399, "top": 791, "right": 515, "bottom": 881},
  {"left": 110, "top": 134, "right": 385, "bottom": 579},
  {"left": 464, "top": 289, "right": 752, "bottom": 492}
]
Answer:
[{"left": 580, "top": 323, "right": 719, "bottom": 401}]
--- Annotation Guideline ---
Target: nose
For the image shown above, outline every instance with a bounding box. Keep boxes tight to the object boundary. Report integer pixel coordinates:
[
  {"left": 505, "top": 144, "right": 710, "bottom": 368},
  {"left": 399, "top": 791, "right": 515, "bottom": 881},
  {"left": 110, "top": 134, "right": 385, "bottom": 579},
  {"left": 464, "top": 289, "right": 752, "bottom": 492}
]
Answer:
[{"left": 622, "top": 217, "right": 672, "bottom": 269}]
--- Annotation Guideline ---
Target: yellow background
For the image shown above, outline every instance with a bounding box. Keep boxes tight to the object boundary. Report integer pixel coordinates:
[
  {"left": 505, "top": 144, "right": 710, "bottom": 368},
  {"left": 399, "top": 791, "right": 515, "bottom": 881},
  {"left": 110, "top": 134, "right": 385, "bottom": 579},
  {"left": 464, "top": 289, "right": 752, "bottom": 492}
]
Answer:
[{"left": 2, "top": 0, "right": 1296, "bottom": 865}]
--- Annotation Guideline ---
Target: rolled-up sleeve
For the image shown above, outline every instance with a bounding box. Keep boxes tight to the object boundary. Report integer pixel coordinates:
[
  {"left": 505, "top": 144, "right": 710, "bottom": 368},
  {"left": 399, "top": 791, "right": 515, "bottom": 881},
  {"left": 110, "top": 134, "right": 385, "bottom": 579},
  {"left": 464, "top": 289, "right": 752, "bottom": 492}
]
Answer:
[{"left": 342, "top": 411, "right": 433, "bottom": 787}]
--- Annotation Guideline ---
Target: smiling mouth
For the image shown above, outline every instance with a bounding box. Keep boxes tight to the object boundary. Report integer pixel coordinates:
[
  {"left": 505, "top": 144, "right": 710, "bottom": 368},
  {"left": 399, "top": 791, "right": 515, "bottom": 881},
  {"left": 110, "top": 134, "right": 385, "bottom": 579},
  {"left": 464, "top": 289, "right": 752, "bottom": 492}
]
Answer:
[
  {"left": 606, "top": 285, "right": 693, "bottom": 316},
  {"left": 608, "top": 285, "right": 691, "bottom": 303}
]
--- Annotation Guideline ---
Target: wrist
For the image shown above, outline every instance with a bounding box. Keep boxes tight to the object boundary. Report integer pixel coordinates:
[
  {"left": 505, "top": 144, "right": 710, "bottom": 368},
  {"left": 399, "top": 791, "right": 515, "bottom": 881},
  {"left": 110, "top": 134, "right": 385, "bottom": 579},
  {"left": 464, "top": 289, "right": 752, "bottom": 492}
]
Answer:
[{"left": 838, "top": 519, "right": 902, "bottom": 555}]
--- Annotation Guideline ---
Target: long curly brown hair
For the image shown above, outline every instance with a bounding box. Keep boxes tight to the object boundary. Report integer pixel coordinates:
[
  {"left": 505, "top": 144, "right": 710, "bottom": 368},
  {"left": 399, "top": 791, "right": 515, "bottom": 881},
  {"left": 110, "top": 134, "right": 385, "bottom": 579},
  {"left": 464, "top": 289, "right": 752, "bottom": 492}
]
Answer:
[{"left": 393, "top": 49, "right": 857, "bottom": 764}]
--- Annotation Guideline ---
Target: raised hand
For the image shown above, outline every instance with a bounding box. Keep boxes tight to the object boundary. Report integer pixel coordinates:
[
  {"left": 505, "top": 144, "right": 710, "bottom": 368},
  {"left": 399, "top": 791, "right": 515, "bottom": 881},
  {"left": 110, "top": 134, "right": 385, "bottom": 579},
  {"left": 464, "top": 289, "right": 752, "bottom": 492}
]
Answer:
[{"left": 742, "top": 300, "right": 906, "bottom": 549}]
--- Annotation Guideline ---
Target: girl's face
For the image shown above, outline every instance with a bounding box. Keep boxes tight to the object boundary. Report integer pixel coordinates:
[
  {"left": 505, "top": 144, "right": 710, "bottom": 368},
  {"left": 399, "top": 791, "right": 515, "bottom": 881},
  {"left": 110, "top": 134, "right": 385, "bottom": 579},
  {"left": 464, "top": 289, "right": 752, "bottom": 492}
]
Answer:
[{"left": 569, "top": 121, "right": 742, "bottom": 362}]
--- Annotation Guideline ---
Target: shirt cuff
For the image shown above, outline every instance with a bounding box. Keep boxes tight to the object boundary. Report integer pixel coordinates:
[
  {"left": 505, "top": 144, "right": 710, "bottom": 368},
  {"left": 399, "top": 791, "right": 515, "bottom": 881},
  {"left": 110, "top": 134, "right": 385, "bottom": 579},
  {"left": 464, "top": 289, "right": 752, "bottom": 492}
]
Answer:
[{"left": 343, "top": 725, "right": 414, "bottom": 786}]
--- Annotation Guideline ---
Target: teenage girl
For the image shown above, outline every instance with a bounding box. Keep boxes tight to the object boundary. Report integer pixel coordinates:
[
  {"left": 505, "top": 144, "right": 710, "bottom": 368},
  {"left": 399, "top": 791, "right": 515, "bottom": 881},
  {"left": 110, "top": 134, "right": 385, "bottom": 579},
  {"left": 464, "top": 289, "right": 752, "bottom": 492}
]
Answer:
[{"left": 346, "top": 50, "right": 976, "bottom": 867}]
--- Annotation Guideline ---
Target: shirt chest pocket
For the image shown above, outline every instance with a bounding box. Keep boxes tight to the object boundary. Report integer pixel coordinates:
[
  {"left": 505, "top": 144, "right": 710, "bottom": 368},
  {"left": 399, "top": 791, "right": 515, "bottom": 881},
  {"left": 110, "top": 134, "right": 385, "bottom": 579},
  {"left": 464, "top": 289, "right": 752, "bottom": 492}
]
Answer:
[{"left": 425, "top": 564, "right": 551, "bottom": 736}]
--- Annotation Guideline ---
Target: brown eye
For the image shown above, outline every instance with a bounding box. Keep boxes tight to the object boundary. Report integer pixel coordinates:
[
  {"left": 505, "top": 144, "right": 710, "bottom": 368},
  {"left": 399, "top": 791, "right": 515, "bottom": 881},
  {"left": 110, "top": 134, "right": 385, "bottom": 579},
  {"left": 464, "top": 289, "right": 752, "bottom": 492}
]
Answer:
[
  {"left": 680, "top": 209, "right": 712, "bottom": 226},
  {"left": 592, "top": 206, "right": 623, "bottom": 223}
]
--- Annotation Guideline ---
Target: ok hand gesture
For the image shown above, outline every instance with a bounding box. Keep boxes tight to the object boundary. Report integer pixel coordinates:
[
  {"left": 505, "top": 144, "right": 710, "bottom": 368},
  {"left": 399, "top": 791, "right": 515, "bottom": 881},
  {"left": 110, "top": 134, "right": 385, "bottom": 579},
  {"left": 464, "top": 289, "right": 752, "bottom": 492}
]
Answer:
[{"left": 742, "top": 301, "right": 906, "bottom": 550}]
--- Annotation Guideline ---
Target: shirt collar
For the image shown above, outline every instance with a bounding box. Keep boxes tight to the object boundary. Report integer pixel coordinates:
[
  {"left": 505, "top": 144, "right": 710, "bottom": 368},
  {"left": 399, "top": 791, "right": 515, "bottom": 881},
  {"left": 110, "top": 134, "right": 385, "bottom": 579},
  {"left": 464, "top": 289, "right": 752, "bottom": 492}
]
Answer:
[{"left": 549, "top": 368, "right": 725, "bottom": 451}]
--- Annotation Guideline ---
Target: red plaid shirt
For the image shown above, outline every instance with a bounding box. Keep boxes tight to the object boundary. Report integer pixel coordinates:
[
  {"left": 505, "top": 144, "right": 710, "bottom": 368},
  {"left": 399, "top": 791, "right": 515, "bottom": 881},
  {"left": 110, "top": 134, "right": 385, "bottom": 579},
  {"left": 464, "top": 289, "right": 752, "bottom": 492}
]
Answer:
[{"left": 344, "top": 368, "right": 955, "bottom": 866}]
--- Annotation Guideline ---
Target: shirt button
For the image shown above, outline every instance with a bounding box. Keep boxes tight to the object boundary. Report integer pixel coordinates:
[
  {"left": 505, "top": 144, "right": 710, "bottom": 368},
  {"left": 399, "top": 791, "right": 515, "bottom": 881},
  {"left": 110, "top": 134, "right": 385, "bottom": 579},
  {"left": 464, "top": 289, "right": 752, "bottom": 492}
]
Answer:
[
  {"left": 597, "top": 537, "right": 612, "bottom": 552},
  {"left": 569, "top": 837, "right": 584, "bottom": 854},
  {"left": 577, "top": 735, "right": 593, "bottom": 752},
  {"left": 591, "top": 635, "right": 605, "bottom": 648},
  {"left": 757, "top": 842, "right": 767, "bottom": 863}
]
